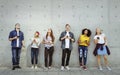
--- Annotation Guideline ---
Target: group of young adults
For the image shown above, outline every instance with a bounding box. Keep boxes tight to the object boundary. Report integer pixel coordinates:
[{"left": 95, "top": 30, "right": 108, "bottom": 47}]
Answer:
[{"left": 8, "top": 23, "right": 111, "bottom": 71}]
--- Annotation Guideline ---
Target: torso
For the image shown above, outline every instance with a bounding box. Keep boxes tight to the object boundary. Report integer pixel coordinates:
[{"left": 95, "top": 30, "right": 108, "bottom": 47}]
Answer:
[
  {"left": 31, "top": 37, "right": 41, "bottom": 48},
  {"left": 79, "top": 35, "right": 90, "bottom": 46},
  {"left": 94, "top": 33, "right": 105, "bottom": 44}
]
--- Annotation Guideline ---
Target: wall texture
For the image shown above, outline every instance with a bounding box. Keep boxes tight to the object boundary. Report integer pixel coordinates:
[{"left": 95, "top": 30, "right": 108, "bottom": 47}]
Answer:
[{"left": 0, "top": 0, "right": 120, "bottom": 68}]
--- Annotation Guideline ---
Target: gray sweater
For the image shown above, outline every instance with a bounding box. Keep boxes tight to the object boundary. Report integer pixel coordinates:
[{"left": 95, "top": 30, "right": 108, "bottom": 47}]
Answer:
[{"left": 59, "top": 31, "right": 75, "bottom": 50}]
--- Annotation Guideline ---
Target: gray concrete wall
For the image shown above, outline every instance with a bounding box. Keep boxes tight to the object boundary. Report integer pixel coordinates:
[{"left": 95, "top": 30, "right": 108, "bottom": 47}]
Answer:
[{"left": 0, "top": 0, "right": 120, "bottom": 67}]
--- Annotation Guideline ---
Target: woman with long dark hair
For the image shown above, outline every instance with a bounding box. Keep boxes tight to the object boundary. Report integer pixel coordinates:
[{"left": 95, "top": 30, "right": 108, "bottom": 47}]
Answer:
[
  {"left": 78, "top": 28, "right": 91, "bottom": 70},
  {"left": 42, "top": 28, "right": 55, "bottom": 69}
]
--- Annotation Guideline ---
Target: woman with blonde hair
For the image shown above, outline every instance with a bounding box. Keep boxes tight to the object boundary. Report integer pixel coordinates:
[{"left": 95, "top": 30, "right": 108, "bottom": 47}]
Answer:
[{"left": 93, "top": 28, "right": 111, "bottom": 70}]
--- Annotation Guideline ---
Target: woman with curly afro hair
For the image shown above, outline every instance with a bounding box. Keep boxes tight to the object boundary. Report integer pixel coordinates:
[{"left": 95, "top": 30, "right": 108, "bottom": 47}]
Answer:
[{"left": 78, "top": 28, "right": 91, "bottom": 70}]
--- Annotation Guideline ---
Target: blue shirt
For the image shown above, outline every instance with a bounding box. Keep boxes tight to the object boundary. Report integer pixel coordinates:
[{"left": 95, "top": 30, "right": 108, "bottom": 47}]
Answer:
[{"left": 9, "top": 30, "right": 24, "bottom": 48}]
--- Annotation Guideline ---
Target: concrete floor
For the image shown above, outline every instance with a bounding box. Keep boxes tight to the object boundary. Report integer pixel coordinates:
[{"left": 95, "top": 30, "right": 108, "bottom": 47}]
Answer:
[{"left": 0, "top": 67, "right": 120, "bottom": 75}]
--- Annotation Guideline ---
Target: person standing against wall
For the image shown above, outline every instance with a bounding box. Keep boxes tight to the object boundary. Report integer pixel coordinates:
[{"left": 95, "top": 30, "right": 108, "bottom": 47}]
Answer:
[
  {"left": 9, "top": 23, "right": 25, "bottom": 70},
  {"left": 78, "top": 28, "right": 91, "bottom": 70},
  {"left": 93, "top": 28, "right": 111, "bottom": 70},
  {"left": 59, "top": 24, "right": 75, "bottom": 71},
  {"left": 30, "top": 31, "right": 41, "bottom": 69},
  {"left": 42, "top": 28, "right": 55, "bottom": 69}
]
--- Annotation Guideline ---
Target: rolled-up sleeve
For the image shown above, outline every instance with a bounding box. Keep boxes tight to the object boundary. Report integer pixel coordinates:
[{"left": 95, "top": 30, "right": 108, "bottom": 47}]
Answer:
[
  {"left": 21, "top": 32, "right": 24, "bottom": 41},
  {"left": 9, "top": 31, "right": 13, "bottom": 39}
]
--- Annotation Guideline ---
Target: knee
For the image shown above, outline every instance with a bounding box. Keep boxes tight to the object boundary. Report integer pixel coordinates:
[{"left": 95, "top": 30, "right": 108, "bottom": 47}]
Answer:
[{"left": 104, "top": 56, "right": 107, "bottom": 61}]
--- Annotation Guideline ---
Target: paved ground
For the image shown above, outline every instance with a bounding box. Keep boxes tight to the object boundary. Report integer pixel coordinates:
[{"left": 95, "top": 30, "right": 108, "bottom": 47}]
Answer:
[{"left": 0, "top": 67, "right": 120, "bottom": 75}]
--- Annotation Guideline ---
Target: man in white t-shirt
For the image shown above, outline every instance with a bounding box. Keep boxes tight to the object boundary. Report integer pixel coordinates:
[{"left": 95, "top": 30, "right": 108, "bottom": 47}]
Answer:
[{"left": 59, "top": 24, "right": 75, "bottom": 71}]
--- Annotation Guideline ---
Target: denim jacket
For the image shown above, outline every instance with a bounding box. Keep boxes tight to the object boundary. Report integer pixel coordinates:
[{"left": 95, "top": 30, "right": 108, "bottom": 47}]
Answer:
[
  {"left": 59, "top": 31, "right": 75, "bottom": 50},
  {"left": 9, "top": 30, "right": 24, "bottom": 48}
]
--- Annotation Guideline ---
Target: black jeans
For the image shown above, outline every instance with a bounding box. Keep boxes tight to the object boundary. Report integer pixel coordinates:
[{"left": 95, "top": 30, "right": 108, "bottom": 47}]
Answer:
[
  {"left": 12, "top": 47, "right": 21, "bottom": 66},
  {"left": 61, "top": 48, "right": 71, "bottom": 66},
  {"left": 44, "top": 46, "right": 54, "bottom": 67},
  {"left": 31, "top": 48, "right": 39, "bottom": 65}
]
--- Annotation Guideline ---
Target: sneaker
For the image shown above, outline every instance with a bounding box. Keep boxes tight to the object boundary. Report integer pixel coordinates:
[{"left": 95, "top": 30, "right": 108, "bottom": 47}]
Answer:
[
  {"left": 48, "top": 66, "right": 51, "bottom": 69},
  {"left": 80, "top": 63, "right": 83, "bottom": 68},
  {"left": 99, "top": 66, "right": 103, "bottom": 70},
  {"left": 16, "top": 66, "right": 21, "bottom": 69},
  {"left": 35, "top": 66, "right": 38, "bottom": 69},
  {"left": 65, "top": 66, "right": 70, "bottom": 70},
  {"left": 106, "top": 66, "right": 111, "bottom": 70},
  {"left": 31, "top": 65, "right": 34, "bottom": 69},
  {"left": 12, "top": 67, "right": 16, "bottom": 70},
  {"left": 61, "top": 66, "right": 64, "bottom": 71},
  {"left": 83, "top": 66, "right": 87, "bottom": 70}
]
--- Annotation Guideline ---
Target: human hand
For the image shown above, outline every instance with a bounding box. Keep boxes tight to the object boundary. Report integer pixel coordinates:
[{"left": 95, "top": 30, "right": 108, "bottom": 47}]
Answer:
[{"left": 13, "top": 36, "right": 18, "bottom": 39}]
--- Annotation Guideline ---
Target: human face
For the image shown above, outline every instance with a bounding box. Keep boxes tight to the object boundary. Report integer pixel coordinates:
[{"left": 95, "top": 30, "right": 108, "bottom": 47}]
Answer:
[
  {"left": 84, "top": 29, "right": 88, "bottom": 35},
  {"left": 96, "top": 28, "right": 101, "bottom": 35},
  {"left": 34, "top": 32, "right": 39, "bottom": 37},
  {"left": 66, "top": 25, "right": 70, "bottom": 31},
  {"left": 15, "top": 23, "right": 20, "bottom": 30},
  {"left": 47, "top": 29, "right": 52, "bottom": 35}
]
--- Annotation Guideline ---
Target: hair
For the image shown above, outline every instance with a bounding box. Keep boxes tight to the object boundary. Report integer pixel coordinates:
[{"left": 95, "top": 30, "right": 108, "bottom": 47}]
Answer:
[
  {"left": 82, "top": 28, "right": 92, "bottom": 37},
  {"left": 46, "top": 29, "right": 55, "bottom": 42},
  {"left": 65, "top": 24, "right": 70, "bottom": 27},
  {"left": 95, "top": 28, "right": 102, "bottom": 35},
  {"left": 15, "top": 23, "right": 20, "bottom": 29},
  {"left": 15, "top": 23, "right": 20, "bottom": 26},
  {"left": 35, "top": 31, "right": 40, "bottom": 38}
]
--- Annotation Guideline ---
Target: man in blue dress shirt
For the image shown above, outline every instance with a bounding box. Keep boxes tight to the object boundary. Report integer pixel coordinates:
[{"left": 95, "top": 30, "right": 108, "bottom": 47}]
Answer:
[{"left": 9, "top": 23, "right": 25, "bottom": 70}]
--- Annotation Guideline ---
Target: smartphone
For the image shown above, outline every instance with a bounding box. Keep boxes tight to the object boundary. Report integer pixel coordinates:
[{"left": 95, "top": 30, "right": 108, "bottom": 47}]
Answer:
[
  {"left": 17, "top": 36, "right": 20, "bottom": 38},
  {"left": 66, "top": 35, "right": 68, "bottom": 38},
  {"left": 97, "top": 37, "right": 99, "bottom": 39},
  {"left": 85, "top": 40, "right": 87, "bottom": 42}
]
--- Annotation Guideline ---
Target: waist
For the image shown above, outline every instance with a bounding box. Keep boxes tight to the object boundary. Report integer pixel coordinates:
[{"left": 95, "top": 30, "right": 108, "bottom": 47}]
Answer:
[
  {"left": 45, "top": 44, "right": 53, "bottom": 47},
  {"left": 31, "top": 48, "right": 39, "bottom": 49},
  {"left": 79, "top": 43, "right": 88, "bottom": 46},
  {"left": 79, "top": 45, "right": 88, "bottom": 47},
  {"left": 31, "top": 44, "right": 39, "bottom": 48},
  {"left": 96, "top": 43, "right": 105, "bottom": 46}
]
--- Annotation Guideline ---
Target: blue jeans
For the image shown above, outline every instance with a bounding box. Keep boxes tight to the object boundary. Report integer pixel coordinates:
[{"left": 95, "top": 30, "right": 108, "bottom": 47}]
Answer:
[
  {"left": 79, "top": 45, "right": 88, "bottom": 66},
  {"left": 31, "top": 48, "right": 39, "bottom": 65},
  {"left": 12, "top": 47, "right": 21, "bottom": 66}
]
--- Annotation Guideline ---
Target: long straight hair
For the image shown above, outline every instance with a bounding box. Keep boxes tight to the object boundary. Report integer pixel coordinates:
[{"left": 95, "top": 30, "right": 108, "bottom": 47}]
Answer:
[
  {"left": 46, "top": 29, "right": 55, "bottom": 42},
  {"left": 95, "top": 28, "right": 102, "bottom": 35}
]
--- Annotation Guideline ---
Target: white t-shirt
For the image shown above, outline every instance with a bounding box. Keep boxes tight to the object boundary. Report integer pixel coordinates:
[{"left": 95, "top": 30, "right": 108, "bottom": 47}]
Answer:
[
  {"left": 94, "top": 33, "right": 105, "bottom": 44},
  {"left": 44, "top": 36, "right": 54, "bottom": 48},
  {"left": 31, "top": 37, "right": 41, "bottom": 48},
  {"left": 16, "top": 31, "right": 19, "bottom": 47},
  {"left": 65, "top": 32, "right": 70, "bottom": 48}
]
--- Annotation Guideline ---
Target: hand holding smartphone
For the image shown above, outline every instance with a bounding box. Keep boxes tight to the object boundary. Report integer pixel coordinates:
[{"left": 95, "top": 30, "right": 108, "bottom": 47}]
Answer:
[{"left": 97, "top": 37, "right": 100, "bottom": 40}]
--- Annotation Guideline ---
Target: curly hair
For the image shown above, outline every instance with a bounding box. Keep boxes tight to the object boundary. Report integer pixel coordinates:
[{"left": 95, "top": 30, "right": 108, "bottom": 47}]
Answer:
[{"left": 82, "top": 28, "right": 92, "bottom": 37}]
